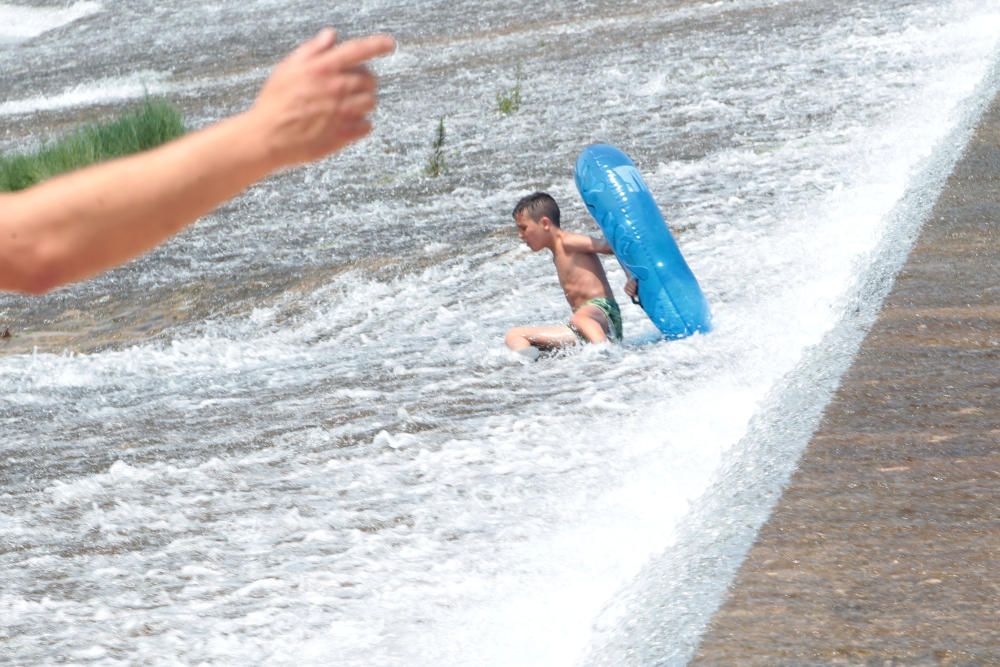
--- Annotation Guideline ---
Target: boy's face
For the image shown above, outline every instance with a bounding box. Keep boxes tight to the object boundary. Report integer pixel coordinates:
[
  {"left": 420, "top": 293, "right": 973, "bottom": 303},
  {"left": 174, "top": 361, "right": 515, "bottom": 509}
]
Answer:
[{"left": 514, "top": 212, "right": 549, "bottom": 251}]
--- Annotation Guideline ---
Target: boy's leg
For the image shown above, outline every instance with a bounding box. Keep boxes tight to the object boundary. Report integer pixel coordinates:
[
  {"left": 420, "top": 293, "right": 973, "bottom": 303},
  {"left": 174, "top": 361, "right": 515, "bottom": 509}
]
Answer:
[
  {"left": 569, "top": 304, "right": 611, "bottom": 343},
  {"left": 505, "top": 324, "right": 580, "bottom": 351}
]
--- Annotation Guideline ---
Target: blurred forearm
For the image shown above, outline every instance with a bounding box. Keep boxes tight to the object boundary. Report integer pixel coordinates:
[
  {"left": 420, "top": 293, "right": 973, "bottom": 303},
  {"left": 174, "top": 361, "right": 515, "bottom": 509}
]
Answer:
[{"left": 0, "top": 112, "right": 273, "bottom": 294}]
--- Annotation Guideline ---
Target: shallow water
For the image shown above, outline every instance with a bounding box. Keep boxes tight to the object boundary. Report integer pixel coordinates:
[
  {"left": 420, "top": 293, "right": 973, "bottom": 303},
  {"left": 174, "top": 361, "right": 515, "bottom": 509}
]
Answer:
[{"left": 2, "top": 0, "right": 999, "bottom": 664}]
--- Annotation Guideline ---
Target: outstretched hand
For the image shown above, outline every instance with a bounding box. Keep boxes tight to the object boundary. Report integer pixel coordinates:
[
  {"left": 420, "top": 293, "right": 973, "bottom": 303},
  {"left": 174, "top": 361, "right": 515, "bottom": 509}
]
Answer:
[
  {"left": 0, "top": 27, "right": 397, "bottom": 295},
  {"left": 249, "top": 28, "right": 396, "bottom": 168}
]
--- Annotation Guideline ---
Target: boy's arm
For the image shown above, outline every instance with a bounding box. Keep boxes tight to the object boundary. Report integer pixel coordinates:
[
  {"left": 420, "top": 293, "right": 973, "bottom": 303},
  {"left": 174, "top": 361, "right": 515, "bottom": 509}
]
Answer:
[
  {"left": 561, "top": 231, "right": 613, "bottom": 255},
  {"left": 0, "top": 29, "right": 394, "bottom": 295}
]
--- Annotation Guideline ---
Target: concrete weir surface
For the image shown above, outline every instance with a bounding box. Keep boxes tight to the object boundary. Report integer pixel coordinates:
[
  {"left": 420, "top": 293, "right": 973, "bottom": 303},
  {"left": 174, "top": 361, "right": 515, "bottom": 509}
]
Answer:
[{"left": 691, "top": 94, "right": 1000, "bottom": 661}]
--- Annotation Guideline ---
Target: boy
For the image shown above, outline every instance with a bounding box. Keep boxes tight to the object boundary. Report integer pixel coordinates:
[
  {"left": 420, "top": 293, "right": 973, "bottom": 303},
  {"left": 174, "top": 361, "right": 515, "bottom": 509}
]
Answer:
[{"left": 504, "top": 191, "right": 624, "bottom": 352}]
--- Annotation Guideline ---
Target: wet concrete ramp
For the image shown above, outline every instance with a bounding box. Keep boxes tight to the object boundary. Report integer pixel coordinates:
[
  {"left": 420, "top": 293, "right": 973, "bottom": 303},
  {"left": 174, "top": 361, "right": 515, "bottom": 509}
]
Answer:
[{"left": 691, "top": 90, "right": 1000, "bottom": 664}]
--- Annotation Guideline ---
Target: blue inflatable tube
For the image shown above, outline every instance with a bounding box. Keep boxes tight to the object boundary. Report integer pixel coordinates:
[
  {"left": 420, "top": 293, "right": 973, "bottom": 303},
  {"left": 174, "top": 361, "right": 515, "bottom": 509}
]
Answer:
[{"left": 574, "top": 144, "right": 711, "bottom": 339}]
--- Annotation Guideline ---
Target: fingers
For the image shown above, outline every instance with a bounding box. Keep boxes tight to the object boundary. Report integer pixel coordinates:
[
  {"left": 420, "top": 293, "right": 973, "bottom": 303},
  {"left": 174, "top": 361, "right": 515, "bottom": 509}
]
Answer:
[
  {"left": 316, "top": 33, "right": 396, "bottom": 71},
  {"left": 254, "top": 29, "right": 393, "bottom": 166},
  {"left": 337, "top": 91, "right": 377, "bottom": 117},
  {"left": 291, "top": 27, "right": 338, "bottom": 62},
  {"left": 338, "top": 119, "right": 374, "bottom": 143},
  {"left": 329, "top": 66, "right": 377, "bottom": 96}
]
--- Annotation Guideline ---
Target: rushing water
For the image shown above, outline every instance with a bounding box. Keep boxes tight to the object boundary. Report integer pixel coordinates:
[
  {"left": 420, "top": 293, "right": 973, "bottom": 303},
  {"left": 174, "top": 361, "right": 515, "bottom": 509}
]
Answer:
[{"left": 2, "top": 1, "right": 999, "bottom": 664}]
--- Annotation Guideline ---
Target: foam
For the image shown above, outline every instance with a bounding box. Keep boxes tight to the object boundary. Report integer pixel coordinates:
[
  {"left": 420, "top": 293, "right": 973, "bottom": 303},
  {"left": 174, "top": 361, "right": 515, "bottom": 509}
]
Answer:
[
  {"left": 0, "top": 1, "right": 101, "bottom": 45},
  {"left": 0, "top": 70, "right": 170, "bottom": 115}
]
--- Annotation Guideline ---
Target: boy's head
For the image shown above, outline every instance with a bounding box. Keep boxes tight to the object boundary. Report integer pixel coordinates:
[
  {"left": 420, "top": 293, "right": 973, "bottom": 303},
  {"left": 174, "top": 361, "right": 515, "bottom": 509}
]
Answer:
[
  {"left": 512, "top": 191, "right": 560, "bottom": 227},
  {"left": 512, "top": 192, "right": 560, "bottom": 251}
]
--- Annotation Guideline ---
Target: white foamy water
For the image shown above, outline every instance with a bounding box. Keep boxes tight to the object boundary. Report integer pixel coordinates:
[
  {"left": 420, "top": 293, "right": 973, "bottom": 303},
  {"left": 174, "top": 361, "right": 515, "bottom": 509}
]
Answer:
[
  {"left": 0, "top": 70, "right": 170, "bottom": 115},
  {"left": 1, "top": 0, "right": 999, "bottom": 665},
  {"left": 0, "top": 1, "right": 101, "bottom": 45}
]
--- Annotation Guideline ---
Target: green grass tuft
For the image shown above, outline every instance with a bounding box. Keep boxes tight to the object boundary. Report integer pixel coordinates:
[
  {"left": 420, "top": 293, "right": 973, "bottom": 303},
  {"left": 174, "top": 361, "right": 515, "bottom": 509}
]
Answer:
[
  {"left": 424, "top": 116, "right": 447, "bottom": 177},
  {"left": 495, "top": 64, "right": 523, "bottom": 116},
  {"left": 0, "top": 98, "right": 186, "bottom": 192}
]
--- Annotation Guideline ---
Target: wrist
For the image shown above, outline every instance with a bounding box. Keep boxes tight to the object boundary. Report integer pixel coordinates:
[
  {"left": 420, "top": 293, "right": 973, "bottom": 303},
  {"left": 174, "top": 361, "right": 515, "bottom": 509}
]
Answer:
[{"left": 227, "top": 108, "right": 287, "bottom": 175}]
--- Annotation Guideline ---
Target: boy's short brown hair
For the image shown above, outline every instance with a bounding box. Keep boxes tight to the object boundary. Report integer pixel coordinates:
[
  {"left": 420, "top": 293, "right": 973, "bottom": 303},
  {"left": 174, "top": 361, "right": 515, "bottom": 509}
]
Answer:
[{"left": 512, "top": 191, "right": 560, "bottom": 227}]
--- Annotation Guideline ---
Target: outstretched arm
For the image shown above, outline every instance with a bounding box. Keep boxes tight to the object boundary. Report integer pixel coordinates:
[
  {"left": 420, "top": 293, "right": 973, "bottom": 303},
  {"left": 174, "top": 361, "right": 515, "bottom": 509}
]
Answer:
[
  {"left": 561, "top": 231, "right": 613, "bottom": 255},
  {"left": 0, "top": 28, "right": 395, "bottom": 295}
]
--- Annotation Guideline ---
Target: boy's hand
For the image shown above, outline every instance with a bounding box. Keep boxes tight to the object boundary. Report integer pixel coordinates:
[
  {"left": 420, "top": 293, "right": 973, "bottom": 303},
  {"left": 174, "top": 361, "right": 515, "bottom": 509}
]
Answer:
[
  {"left": 248, "top": 28, "right": 396, "bottom": 169},
  {"left": 624, "top": 276, "right": 640, "bottom": 305}
]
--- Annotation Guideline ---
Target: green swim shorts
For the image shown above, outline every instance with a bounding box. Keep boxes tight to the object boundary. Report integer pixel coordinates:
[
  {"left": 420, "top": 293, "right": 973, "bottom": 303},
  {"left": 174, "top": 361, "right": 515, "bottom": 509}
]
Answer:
[{"left": 569, "top": 297, "right": 622, "bottom": 342}]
